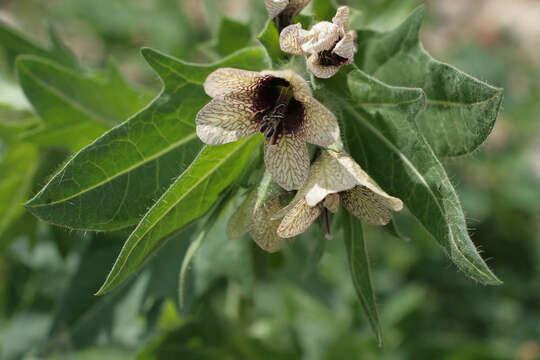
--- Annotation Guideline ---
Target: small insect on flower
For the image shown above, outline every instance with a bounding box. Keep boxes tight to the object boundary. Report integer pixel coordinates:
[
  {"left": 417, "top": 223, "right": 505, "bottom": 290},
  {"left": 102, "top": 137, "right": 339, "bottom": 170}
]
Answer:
[
  {"left": 265, "top": 0, "right": 311, "bottom": 31},
  {"left": 280, "top": 6, "right": 357, "bottom": 78},
  {"left": 196, "top": 68, "right": 340, "bottom": 191},
  {"left": 276, "top": 150, "right": 403, "bottom": 240}
]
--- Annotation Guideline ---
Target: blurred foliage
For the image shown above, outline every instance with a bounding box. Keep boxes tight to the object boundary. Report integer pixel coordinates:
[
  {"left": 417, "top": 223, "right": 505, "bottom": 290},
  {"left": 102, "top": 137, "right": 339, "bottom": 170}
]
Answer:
[{"left": 0, "top": 0, "right": 539, "bottom": 359}]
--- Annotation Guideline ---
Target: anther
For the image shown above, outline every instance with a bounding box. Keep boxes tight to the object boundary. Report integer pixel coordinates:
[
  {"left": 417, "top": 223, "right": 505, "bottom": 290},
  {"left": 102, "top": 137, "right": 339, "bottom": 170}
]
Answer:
[
  {"left": 260, "top": 124, "right": 269, "bottom": 133},
  {"left": 266, "top": 128, "right": 275, "bottom": 138}
]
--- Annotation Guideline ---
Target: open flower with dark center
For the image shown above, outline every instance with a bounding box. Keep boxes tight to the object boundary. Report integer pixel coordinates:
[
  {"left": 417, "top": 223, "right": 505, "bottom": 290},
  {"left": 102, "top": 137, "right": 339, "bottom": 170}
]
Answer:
[
  {"left": 280, "top": 6, "right": 357, "bottom": 78},
  {"left": 196, "top": 68, "right": 340, "bottom": 191},
  {"left": 276, "top": 150, "right": 403, "bottom": 239},
  {"left": 265, "top": 0, "right": 311, "bottom": 30}
]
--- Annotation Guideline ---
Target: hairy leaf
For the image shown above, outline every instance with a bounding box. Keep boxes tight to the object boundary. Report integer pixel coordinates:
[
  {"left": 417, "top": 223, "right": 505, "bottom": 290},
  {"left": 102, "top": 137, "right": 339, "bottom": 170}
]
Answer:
[
  {"left": 97, "top": 136, "right": 262, "bottom": 295},
  {"left": 355, "top": 6, "right": 503, "bottom": 156},
  {"left": 212, "top": 18, "right": 253, "bottom": 57},
  {"left": 343, "top": 213, "right": 382, "bottom": 346},
  {"left": 336, "top": 69, "right": 500, "bottom": 285},
  {"left": 25, "top": 47, "right": 270, "bottom": 231},
  {"left": 257, "top": 20, "right": 284, "bottom": 67},
  {"left": 17, "top": 57, "right": 150, "bottom": 151}
]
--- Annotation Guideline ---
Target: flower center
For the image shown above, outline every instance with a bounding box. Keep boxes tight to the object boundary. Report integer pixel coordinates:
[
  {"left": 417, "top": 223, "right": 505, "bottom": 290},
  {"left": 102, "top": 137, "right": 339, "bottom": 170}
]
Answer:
[
  {"left": 318, "top": 49, "right": 348, "bottom": 67},
  {"left": 252, "top": 76, "right": 305, "bottom": 145}
]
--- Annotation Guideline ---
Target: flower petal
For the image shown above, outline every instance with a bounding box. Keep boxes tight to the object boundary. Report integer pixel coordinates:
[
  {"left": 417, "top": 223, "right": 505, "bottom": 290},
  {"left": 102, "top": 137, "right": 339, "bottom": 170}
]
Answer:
[
  {"left": 302, "top": 93, "right": 340, "bottom": 146},
  {"left": 323, "top": 193, "right": 340, "bottom": 213},
  {"left": 277, "top": 198, "right": 321, "bottom": 238},
  {"left": 249, "top": 197, "right": 286, "bottom": 253},
  {"left": 261, "top": 69, "right": 312, "bottom": 103},
  {"left": 300, "top": 21, "right": 341, "bottom": 54},
  {"left": 204, "top": 68, "right": 261, "bottom": 98},
  {"left": 333, "top": 30, "right": 357, "bottom": 61},
  {"left": 341, "top": 185, "right": 403, "bottom": 226},
  {"left": 264, "top": 133, "right": 309, "bottom": 191},
  {"left": 332, "top": 6, "right": 350, "bottom": 32},
  {"left": 306, "top": 54, "right": 341, "bottom": 79},
  {"left": 265, "top": 0, "right": 289, "bottom": 19},
  {"left": 280, "top": 23, "right": 310, "bottom": 55},
  {"left": 227, "top": 190, "right": 257, "bottom": 240},
  {"left": 196, "top": 97, "right": 259, "bottom": 145}
]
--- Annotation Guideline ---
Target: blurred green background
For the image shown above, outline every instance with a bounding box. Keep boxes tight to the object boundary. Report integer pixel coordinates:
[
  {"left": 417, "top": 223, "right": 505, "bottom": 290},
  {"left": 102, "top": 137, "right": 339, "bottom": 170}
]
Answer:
[{"left": 1, "top": 0, "right": 539, "bottom": 359}]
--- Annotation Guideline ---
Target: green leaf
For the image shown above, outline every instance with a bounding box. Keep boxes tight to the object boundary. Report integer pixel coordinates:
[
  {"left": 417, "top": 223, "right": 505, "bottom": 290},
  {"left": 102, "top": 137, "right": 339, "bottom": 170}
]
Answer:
[
  {"left": 212, "top": 18, "right": 253, "bottom": 57},
  {"left": 355, "top": 6, "right": 503, "bottom": 156},
  {"left": 339, "top": 68, "right": 501, "bottom": 285},
  {"left": 16, "top": 57, "right": 150, "bottom": 151},
  {"left": 257, "top": 20, "right": 284, "bottom": 67},
  {"left": 0, "top": 22, "right": 78, "bottom": 69},
  {"left": 25, "top": 47, "right": 270, "bottom": 231},
  {"left": 0, "top": 142, "right": 38, "bottom": 249},
  {"left": 96, "top": 136, "right": 262, "bottom": 295},
  {"left": 312, "top": 0, "right": 338, "bottom": 21},
  {"left": 343, "top": 213, "right": 382, "bottom": 346}
]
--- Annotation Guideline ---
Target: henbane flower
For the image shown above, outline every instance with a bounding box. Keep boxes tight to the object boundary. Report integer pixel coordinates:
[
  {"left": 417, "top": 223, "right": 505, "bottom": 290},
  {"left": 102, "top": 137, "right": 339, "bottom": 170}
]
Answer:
[
  {"left": 227, "top": 172, "right": 287, "bottom": 253},
  {"left": 280, "top": 6, "right": 357, "bottom": 78},
  {"left": 265, "top": 0, "right": 311, "bottom": 30},
  {"left": 196, "top": 68, "right": 340, "bottom": 191},
  {"left": 277, "top": 150, "right": 403, "bottom": 239}
]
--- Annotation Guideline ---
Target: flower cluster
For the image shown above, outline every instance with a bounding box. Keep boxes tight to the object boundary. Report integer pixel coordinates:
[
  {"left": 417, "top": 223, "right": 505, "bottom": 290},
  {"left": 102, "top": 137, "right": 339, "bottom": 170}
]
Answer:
[{"left": 195, "top": 1, "right": 402, "bottom": 252}]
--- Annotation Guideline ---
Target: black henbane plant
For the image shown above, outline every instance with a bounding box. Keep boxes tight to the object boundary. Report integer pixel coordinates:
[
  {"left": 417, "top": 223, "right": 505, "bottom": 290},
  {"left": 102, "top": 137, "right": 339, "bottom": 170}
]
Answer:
[{"left": 22, "top": 0, "right": 503, "bottom": 345}]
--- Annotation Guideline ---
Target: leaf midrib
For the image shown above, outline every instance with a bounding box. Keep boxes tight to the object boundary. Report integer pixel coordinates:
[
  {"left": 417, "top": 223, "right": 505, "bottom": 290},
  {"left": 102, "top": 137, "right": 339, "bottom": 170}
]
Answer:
[
  {"left": 341, "top": 99, "right": 495, "bottom": 281},
  {"left": 103, "top": 138, "right": 256, "bottom": 290},
  {"left": 29, "top": 132, "right": 198, "bottom": 208}
]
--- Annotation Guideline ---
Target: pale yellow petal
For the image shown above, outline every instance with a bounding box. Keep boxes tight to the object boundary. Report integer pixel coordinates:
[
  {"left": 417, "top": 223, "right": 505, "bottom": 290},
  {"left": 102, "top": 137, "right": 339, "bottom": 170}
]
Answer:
[
  {"left": 323, "top": 193, "right": 340, "bottom": 213},
  {"left": 306, "top": 54, "right": 340, "bottom": 79},
  {"left": 333, "top": 30, "right": 357, "bottom": 61},
  {"left": 300, "top": 21, "right": 341, "bottom": 54},
  {"left": 196, "top": 97, "right": 259, "bottom": 145},
  {"left": 264, "top": 0, "right": 289, "bottom": 19},
  {"left": 332, "top": 6, "right": 350, "bottom": 32},
  {"left": 249, "top": 197, "right": 286, "bottom": 253},
  {"left": 261, "top": 69, "right": 312, "bottom": 103},
  {"left": 280, "top": 23, "right": 309, "bottom": 55},
  {"left": 204, "top": 68, "right": 261, "bottom": 98},
  {"left": 341, "top": 185, "right": 402, "bottom": 226},
  {"left": 277, "top": 198, "right": 321, "bottom": 238},
  {"left": 264, "top": 133, "right": 309, "bottom": 191},
  {"left": 302, "top": 94, "right": 340, "bottom": 146}
]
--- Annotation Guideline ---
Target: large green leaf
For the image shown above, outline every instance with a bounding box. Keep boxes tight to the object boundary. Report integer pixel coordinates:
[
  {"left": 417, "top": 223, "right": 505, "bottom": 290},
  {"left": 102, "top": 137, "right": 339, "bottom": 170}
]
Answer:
[
  {"left": 25, "top": 47, "right": 270, "bottom": 231},
  {"left": 355, "top": 6, "right": 503, "bottom": 157},
  {"left": 211, "top": 18, "right": 253, "bottom": 57},
  {"left": 343, "top": 214, "right": 382, "bottom": 346},
  {"left": 0, "top": 142, "right": 38, "bottom": 249},
  {"left": 97, "top": 136, "right": 262, "bottom": 295},
  {"left": 16, "top": 57, "right": 150, "bottom": 151},
  {"left": 0, "top": 22, "right": 77, "bottom": 69},
  {"left": 336, "top": 69, "right": 500, "bottom": 285}
]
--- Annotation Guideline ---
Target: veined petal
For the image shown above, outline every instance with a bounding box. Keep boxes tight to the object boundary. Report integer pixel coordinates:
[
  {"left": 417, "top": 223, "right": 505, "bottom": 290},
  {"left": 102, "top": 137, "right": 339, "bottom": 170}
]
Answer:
[
  {"left": 306, "top": 54, "right": 340, "bottom": 79},
  {"left": 264, "top": 133, "right": 309, "bottom": 191},
  {"left": 204, "top": 68, "right": 261, "bottom": 98},
  {"left": 341, "top": 185, "right": 402, "bottom": 226},
  {"left": 249, "top": 197, "right": 286, "bottom": 253},
  {"left": 332, "top": 6, "right": 350, "bottom": 32},
  {"left": 304, "top": 150, "right": 359, "bottom": 207},
  {"left": 302, "top": 95, "right": 340, "bottom": 146},
  {"left": 280, "top": 23, "right": 309, "bottom": 55},
  {"left": 323, "top": 193, "right": 340, "bottom": 213},
  {"left": 196, "top": 97, "right": 259, "bottom": 145},
  {"left": 333, "top": 30, "right": 357, "bottom": 61},
  {"left": 277, "top": 198, "right": 321, "bottom": 238},
  {"left": 300, "top": 22, "right": 341, "bottom": 54},
  {"left": 264, "top": 0, "right": 289, "bottom": 19},
  {"left": 261, "top": 69, "right": 312, "bottom": 103}
]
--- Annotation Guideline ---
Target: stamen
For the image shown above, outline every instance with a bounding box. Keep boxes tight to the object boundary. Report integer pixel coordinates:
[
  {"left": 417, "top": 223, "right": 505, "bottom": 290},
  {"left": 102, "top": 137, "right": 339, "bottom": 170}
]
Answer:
[
  {"left": 260, "top": 124, "right": 269, "bottom": 133},
  {"left": 266, "top": 128, "right": 274, "bottom": 138},
  {"left": 324, "top": 208, "right": 333, "bottom": 240}
]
